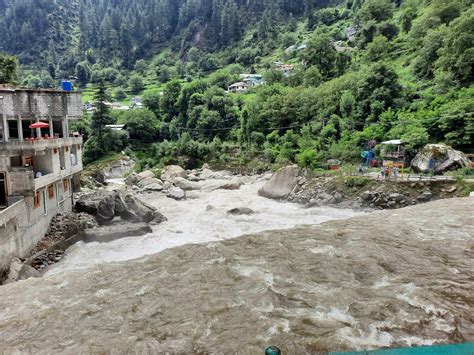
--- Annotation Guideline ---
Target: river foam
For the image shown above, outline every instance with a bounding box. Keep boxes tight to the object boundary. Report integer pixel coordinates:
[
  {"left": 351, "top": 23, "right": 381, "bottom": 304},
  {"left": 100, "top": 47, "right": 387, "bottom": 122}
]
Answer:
[{"left": 46, "top": 179, "right": 362, "bottom": 275}]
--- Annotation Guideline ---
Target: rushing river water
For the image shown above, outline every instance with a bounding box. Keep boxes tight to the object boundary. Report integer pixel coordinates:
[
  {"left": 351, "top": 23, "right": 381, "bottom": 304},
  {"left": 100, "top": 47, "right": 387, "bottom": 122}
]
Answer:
[
  {"left": 47, "top": 178, "right": 361, "bottom": 275},
  {"left": 1, "top": 179, "right": 472, "bottom": 353}
]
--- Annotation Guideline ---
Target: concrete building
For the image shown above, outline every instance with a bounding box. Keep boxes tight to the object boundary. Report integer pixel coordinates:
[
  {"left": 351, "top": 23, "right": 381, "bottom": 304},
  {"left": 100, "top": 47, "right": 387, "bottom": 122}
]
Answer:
[
  {"left": 0, "top": 86, "right": 83, "bottom": 270},
  {"left": 227, "top": 82, "right": 250, "bottom": 93}
]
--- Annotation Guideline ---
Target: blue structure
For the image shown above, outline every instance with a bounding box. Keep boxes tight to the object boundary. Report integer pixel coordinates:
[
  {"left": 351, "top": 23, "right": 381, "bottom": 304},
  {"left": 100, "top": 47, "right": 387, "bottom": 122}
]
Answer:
[
  {"left": 330, "top": 342, "right": 474, "bottom": 355},
  {"left": 61, "top": 80, "right": 74, "bottom": 92}
]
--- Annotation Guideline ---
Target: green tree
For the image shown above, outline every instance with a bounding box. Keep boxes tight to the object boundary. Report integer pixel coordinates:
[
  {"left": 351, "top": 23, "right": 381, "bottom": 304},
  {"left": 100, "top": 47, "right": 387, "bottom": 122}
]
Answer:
[
  {"left": 129, "top": 75, "right": 144, "bottom": 94},
  {"left": 436, "top": 7, "right": 474, "bottom": 83},
  {"left": 123, "top": 109, "right": 159, "bottom": 142},
  {"left": 302, "top": 34, "right": 337, "bottom": 78},
  {"left": 114, "top": 88, "right": 127, "bottom": 101},
  {"left": 75, "top": 61, "right": 90, "bottom": 86},
  {"left": 142, "top": 90, "right": 161, "bottom": 117},
  {"left": 90, "top": 81, "right": 114, "bottom": 148},
  {"left": 359, "top": 0, "right": 394, "bottom": 23},
  {"left": 0, "top": 53, "right": 18, "bottom": 84}
]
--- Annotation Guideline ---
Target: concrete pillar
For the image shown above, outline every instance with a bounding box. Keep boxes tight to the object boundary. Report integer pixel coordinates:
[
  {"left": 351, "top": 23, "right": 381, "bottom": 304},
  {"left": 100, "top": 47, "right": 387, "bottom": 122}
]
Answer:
[
  {"left": 35, "top": 117, "right": 41, "bottom": 138},
  {"left": 0, "top": 97, "right": 9, "bottom": 143},
  {"left": 49, "top": 117, "right": 53, "bottom": 138},
  {"left": 17, "top": 116, "right": 23, "bottom": 141},
  {"left": 62, "top": 118, "right": 66, "bottom": 138}
]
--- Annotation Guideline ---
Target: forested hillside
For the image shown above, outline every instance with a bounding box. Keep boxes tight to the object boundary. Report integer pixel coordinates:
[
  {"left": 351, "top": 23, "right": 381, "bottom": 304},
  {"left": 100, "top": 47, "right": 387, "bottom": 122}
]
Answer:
[{"left": 0, "top": 0, "right": 473, "bottom": 171}]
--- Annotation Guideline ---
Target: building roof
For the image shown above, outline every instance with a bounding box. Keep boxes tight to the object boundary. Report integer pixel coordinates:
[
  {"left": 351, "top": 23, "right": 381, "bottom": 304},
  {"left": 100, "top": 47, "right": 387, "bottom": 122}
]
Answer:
[
  {"left": 381, "top": 139, "right": 404, "bottom": 145},
  {"left": 229, "top": 82, "right": 250, "bottom": 88},
  {"left": 0, "top": 84, "right": 81, "bottom": 94}
]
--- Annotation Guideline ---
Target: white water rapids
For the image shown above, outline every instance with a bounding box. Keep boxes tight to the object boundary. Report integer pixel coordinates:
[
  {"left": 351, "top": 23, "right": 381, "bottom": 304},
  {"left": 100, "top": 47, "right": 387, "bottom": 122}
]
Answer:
[{"left": 47, "top": 178, "right": 362, "bottom": 275}]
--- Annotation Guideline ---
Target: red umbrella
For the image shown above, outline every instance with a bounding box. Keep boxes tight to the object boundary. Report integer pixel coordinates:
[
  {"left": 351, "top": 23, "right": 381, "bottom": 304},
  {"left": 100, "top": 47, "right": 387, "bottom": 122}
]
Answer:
[{"left": 29, "top": 121, "right": 50, "bottom": 129}]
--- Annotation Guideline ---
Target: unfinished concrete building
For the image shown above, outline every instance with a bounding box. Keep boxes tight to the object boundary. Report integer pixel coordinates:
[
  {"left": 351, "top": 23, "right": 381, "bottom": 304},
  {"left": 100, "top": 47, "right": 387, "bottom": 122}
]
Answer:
[{"left": 0, "top": 86, "right": 83, "bottom": 269}]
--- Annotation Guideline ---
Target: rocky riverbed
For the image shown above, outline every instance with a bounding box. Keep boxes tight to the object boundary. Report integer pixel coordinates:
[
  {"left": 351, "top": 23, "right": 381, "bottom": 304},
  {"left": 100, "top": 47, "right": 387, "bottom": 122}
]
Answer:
[{"left": 0, "top": 197, "right": 472, "bottom": 353}]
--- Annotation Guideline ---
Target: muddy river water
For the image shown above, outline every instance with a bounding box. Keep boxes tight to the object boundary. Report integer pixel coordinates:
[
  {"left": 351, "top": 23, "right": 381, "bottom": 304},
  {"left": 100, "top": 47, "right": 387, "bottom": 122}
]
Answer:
[{"left": 0, "top": 179, "right": 472, "bottom": 353}]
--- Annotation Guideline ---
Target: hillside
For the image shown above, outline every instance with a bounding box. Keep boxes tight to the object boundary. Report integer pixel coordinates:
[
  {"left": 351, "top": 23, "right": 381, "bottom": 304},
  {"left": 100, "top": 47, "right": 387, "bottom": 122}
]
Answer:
[{"left": 0, "top": 0, "right": 473, "bottom": 173}]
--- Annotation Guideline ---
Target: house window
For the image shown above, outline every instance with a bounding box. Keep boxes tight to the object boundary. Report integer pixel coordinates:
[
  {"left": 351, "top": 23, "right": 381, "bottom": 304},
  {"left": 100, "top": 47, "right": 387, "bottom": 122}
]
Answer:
[
  {"left": 34, "top": 191, "right": 41, "bottom": 208},
  {"left": 77, "top": 144, "right": 81, "bottom": 150},
  {"left": 53, "top": 148, "right": 58, "bottom": 154},
  {"left": 65, "top": 146, "right": 69, "bottom": 152},
  {"left": 63, "top": 179, "right": 69, "bottom": 192},
  {"left": 48, "top": 184, "right": 55, "bottom": 200}
]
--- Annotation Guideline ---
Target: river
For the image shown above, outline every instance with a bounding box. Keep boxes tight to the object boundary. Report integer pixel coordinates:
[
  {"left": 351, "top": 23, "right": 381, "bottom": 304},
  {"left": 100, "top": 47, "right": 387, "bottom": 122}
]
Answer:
[
  {"left": 0, "top": 179, "right": 472, "bottom": 353},
  {"left": 47, "top": 178, "right": 361, "bottom": 275}
]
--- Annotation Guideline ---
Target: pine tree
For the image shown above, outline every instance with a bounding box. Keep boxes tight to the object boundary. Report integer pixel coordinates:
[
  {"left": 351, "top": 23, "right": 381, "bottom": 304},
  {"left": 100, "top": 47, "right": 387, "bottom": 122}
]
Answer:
[{"left": 90, "top": 81, "right": 113, "bottom": 148}]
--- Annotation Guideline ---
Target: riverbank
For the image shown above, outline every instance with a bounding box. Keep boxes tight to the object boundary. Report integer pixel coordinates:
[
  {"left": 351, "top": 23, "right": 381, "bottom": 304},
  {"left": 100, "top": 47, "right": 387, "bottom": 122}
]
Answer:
[{"left": 0, "top": 197, "right": 472, "bottom": 353}]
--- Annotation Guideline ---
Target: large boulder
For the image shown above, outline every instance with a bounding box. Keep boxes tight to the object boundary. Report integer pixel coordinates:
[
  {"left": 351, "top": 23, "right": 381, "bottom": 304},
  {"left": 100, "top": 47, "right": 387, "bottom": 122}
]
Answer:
[
  {"left": 114, "top": 191, "right": 163, "bottom": 224},
  {"left": 76, "top": 191, "right": 167, "bottom": 225},
  {"left": 103, "top": 157, "right": 135, "bottom": 179},
  {"left": 258, "top": 165, "right": 304, "bottom": 200},
  {"left": 201, "top": 179, "right": 243, "bottom": 192},
  {"left": 411, "top": 144, "right": 471, "bottom": 174},
  {"left": 136, "top": 170, "right": 156, "bottom": 182},
  {"left": 3, "top": 258, "right": 41, "bottom": 285},
  {"left": 138, "top": 177, "right": 163, "bottom": 189},
  {"left": 161, "top": 165, "right": 188, "bottom": 182}
]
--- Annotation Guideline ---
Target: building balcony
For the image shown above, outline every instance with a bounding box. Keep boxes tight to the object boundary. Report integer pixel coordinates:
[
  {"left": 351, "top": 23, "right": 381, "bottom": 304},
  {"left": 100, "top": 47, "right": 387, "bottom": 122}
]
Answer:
[{"left": 0, "top": 136, "right": 83, "bottom": 153}]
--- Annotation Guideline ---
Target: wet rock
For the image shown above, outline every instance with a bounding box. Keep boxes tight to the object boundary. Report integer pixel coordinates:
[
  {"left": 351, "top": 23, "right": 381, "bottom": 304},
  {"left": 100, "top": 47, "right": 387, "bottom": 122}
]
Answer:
[
  {"left": 417, "top": 191, "right": 433, "bottom": 202},
  {"left": 206, "top": 205, "right": 215, "bottom": 211},
  {"left": 114, "top": 191, "right": 161, "bottom": 224},
  {"left": 83, "top": 222, "right": 153, "bottom": 243},
  {"left": 201, "top": 179, "right": 242, "bottom": 192},
  {"left": 173, "top": 177, "right": 201, "bottom": 191},
  {"left": 361, "top": 191, "right": 372, "bottom": 201},
  {"left": 136, "top": 170, "right": 156, "bottom": 182},
  {"left": 3, "top": 258, "right": 41, "bottom": 284},
  {"left": 138, "top": 177, "right": 163, "bottom": 188},
  {"left": 77, "top": 191, "right": 166, "bottom": 225},
  {"left": 389, "top": 193, "right": 405, "bottom": 202},
  {"left": 411, "top": 144, "right": 471, "bottom": 174},
  {"left": 161, "top": 165, "right": 188, "bottom": 182},
  {"left": 258, "top": 165, "right": 304, "bottom": 200},
  {"left": 167, "top": 188, "right": 186, "bottom": 201},
  {"left": 227, "top": 208, "right": 255, "bottom": 216}
]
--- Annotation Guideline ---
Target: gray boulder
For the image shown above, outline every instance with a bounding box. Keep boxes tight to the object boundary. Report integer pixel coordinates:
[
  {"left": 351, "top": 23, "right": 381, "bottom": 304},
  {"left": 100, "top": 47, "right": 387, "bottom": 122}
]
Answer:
[
  {"left": 83, "top": 222, "right": 153, "bottom": 243},
  {"left": 136, "top": 170, "right": 156, "bottom": 182},
  {"left": 3, "top": 258, "right": 41, "bottom": 285},
  {"left": 411, "top": 144, "right": 471, "bottom": 174},
  {"left": 258, "top": 165, "right": 304, "bottom": 200},
  {"left": 173, "top": 177, "right": 202, "bottom": 191},
  {"left": 161, "top": 165, "right": 188, "bottom": 182},
  {"left": 114, "top": 191, "right": 160, "bottom": 223},
  {"left": 138, "top": 177, "right": 164, "bottom": 191},
  {"left": 76, "top": 191, "right": 167, "bottom": 225},
  {"left": 103, "top": 158, "right": 135, "bottom": 179},
  {"left": 167, "top": 187, "right": 186, "bottom": 200}
]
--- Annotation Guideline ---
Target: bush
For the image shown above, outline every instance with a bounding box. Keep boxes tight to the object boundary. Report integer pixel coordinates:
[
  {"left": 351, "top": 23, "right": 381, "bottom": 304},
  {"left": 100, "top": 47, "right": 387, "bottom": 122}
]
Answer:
[{"left": 296, "top": 149, "right": 320, "bottom": 170}]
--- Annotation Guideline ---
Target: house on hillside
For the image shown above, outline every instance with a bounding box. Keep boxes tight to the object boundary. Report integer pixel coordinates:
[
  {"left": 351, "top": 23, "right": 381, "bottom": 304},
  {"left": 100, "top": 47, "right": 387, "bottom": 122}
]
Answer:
[
  {"left": 239, "top": 74, "right": 264, "bottom": 87},
  {"left": 228, "top": 82, "right": 250, "bottom": 93},
  {"left": 274, "top": 63, "right": 295, "bottom": 77}
]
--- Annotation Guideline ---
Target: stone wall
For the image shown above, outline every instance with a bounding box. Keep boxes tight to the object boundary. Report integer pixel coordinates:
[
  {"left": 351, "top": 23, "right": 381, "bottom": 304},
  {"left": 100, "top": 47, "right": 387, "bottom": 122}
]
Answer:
[{"left": 0, "top": 182, "right": 73, "bottom": 270}]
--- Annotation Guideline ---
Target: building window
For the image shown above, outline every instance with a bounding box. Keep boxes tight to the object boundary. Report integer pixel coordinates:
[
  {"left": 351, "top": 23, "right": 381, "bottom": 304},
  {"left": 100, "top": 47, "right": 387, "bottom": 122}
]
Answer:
[
  {"left": 63, "top": 179, "right": 69, "bottom": 192},
  {"left": 65, "top": 146, "right": 69, "bottom": 152},
  {"left": 34, "top": 191, "right": 41, "bottom": 208},
  {"left": 77, "top": 144, "right": 81, "bottom": 150},
  {"left": 48, "top": 184, "right": 55, "bottom": 200},
  {"left": 53, "top": 148, "right": 58, "bottom": 154}
]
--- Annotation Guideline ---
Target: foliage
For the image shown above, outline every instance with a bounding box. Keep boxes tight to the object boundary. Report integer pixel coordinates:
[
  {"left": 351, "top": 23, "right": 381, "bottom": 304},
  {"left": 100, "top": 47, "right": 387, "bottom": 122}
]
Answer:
[{"left": 0, "top": 53, "right": 18, "bottom": 84}]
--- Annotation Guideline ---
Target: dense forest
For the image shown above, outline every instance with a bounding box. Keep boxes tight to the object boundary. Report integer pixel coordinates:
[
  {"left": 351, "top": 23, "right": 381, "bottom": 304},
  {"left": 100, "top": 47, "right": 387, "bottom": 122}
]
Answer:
[{"left": 0, "top": 0, "right": 473, "bottom": 171}]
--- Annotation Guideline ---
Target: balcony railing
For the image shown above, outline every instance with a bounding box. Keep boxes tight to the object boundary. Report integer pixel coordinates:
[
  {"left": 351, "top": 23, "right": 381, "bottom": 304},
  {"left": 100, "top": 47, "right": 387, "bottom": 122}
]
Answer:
[{"left": 0, "top": 136, "right": 83, "bottom": 151}]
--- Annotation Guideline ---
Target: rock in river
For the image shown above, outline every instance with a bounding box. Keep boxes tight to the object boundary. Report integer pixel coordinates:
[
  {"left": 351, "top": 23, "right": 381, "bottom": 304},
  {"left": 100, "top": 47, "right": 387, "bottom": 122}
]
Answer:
[
  {"left": 227, "top": 207, "right": 255, "bottom": 216},
  {"left": 258, "top": 165, "right": 304, "bottom": 200}
]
